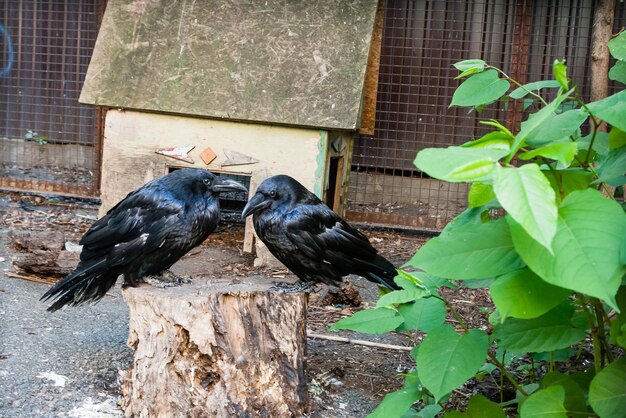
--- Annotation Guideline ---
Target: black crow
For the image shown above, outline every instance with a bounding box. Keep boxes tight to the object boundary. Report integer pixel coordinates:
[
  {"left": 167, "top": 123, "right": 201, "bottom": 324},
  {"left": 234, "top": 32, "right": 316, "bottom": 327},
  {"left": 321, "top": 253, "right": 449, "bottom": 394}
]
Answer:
[
  {"left": 41, "top": 168, "right": 247, "bottom": 312},
  {"left": 242, "top": 175, "right": 398, "bottom": 290}
]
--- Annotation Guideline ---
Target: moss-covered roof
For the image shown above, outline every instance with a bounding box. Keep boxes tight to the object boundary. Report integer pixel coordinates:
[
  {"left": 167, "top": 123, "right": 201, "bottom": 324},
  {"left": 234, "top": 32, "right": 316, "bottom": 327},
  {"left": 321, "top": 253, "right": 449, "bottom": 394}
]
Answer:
[{"left": 80, "top": 0, "right": 379, "bottom": 130}]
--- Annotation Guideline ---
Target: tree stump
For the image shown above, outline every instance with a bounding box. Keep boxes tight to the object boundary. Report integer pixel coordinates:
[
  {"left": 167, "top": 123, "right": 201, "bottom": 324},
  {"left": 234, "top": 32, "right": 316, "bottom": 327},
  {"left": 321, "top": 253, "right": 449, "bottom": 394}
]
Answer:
[{"left": 120, "top": 276, "right": 308, "bottom": 418}]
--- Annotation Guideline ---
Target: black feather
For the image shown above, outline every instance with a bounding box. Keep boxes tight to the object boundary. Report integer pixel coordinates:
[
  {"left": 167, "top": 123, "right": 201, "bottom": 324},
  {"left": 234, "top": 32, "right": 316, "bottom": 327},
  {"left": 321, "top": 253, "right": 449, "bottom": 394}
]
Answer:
[
  {"left": 242, "top": 175, "right": 398, "bottom": 290},
  {"left": 41, "top": 169, "right": 247, "bottom": 312}
]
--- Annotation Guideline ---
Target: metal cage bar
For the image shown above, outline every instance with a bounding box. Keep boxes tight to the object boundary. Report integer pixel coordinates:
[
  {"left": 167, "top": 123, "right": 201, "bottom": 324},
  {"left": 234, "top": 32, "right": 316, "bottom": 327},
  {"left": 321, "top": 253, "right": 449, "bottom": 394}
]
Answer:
[
  {"left": 347, "top": 0, "right": 624, "bottom": 231},
  {"left": 0, "top": 0, "right": 103, "bottom": 197}
]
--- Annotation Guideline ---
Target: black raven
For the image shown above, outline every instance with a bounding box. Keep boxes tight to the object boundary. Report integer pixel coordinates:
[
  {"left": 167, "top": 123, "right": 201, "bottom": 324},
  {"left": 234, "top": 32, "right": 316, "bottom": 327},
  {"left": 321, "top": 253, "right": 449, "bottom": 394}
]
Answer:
[
  {"left": 242, "top": 175, "right": 398, "bottom": 290},
  {"left": 41, "top": 169, "right": 247, "bottom": 312}
]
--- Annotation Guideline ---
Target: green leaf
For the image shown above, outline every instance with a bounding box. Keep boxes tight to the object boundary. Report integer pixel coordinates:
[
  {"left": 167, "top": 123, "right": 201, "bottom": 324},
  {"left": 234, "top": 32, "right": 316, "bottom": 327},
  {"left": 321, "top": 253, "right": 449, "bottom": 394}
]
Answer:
[
  {"left": 609, "top": 127, "right": 626, "bottom": 150},
  {"left": 331, "top": 308, "right": 404, "bottom": 334},
  {"left": 367, "top": 389, "right": 419, "bottom": 418},
  {"left": 589, "top": 358, "right": 626, "bottom": 418},
  {"left": 455, "top": 67, "right": 482, "bottom": 79},
  {"left": 520, "top": 386, "right": 567, "bottom": 418},
  {"left": 377, "top": 288, "right": 428, "bottom": 307},
  {"left": 525, "top": 109, "right": 588, "bottom": 147},
  {"left": 519, "top": 142, "right": 578, "bottom": 167},
  {"left": 541, "top": 372, "right": 587, "bottom": 414},
  {"left": 451, "top": 69, "right": 510, "bottom": 107},
  {"left": 416, "top": 404, "right": 442, "bottom": 418},
  {"left": 463, "top": 278, "right": 494, "bottom": 289},
  {"left": 509, "top": 80, "right": 562, "bottom": 99},
  {"left": 609, "top": 286, "right": 626, "bottom": 349},
  {"left": 595, "top": 147, "right": 626, "bottom": 187},
  {"left": 577, "top": 132, "right": 610, "bottom": 156},
  {"left": 509, "top": 189, "right": 626, "bottom": 309},
  {"left": 609, "top": 60, "right": 626, "bottom": 84},
  {"left": 396, "top": 270, "right": 455, "bottom": 293},
  {"left": 442, "top": 394, "right": 505, "bottom": 418},
  {"left": 414, "top": 146, "right": 507, "bottom": 182},
  {"left": 439, "top": 201, "right": 501, "bottom": 238},
  {"left": 398, "top": 297, "right": 446, "bottom": 332},
  {"left": 468, "top": 182, "right": 495, "bottom": 208},
  {"left": 510, "top": 90, "right": 573, "bottom": 159},
  {"left": 453, "top": 59, "right": 487, "bottom": 72},
  {"left": 462, "top": 134, "right": 511, "bottom": 151},
  {"left": 553, "top": 60, "right": 569, "bottom": 90},
  {"left": 608, "top": 31, "right": 626, "bottom": 60},
  {"left": 493, "top": 303, "right": 586, "bottom": 353},
  {"left": 417, "top": 325, "right": 489, "bottom": 402},
  {"left": 490, "top": 268, "right": 571, "bottom": 320},
  {"left": 367, "top": 376, "right": 422, "bottom": 418},
  {"left": 531, "top": 348, "right": 574, "bottom": 362},
  {"left": 586, "top": 90, "right": 626, "bottom": 132},
  {"left": 407, "top": 218, "right": 524, "bottom": 279},
  {"left": 523, "top": 97, "right": 535, "bottom": 110},
  {"left": 480, "top": 119, "right": 515, "bottom": 138},
  {"left": 494, "top": 164, "right": 557, "bottom": 252}
]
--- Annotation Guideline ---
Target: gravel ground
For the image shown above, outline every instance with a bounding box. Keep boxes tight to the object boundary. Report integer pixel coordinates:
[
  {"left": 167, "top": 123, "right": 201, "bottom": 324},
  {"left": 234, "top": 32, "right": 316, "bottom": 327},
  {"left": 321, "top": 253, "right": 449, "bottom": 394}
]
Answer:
[
  {"left": 0, "top": 232, "right": 131, "bottom": 418},
  {"left": 0, "top": 194, "right": 428, "bottom": 417}
]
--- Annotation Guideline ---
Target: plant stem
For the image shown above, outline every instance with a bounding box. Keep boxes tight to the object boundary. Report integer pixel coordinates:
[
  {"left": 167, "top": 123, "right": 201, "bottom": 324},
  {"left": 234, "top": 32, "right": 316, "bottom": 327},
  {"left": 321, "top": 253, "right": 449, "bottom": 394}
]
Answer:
[
  {"left": 579, "top": 294, "right": 602, "bottom": 373},
  {"left": 437, "top": 296, "right": 469, "bottom": 333},
  {"left": 500, "top": 357, "right": 505, "bottom": 403},
  {"left": 489, "top": 66, "right": 548, "bottom": 106},
  {"left": 592, "top": 299, "right": 614, "bottom": 364},
  {"left": 498, "top": 398, "right": 519, "bottom": 407},
  {"left": 571, "top": 89, "right": 602, "bottom": 166},
  {"left": 570, "top": 152, "right": 616, "bottom": 198},
  {"left": 487, "top": 352, "right": 529, "bottom": 397}
]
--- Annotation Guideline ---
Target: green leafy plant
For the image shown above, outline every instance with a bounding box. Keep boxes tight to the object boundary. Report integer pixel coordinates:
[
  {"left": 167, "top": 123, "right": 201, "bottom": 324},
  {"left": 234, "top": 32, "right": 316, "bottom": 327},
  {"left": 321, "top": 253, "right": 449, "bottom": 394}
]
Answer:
[
  {"left": 333, "top": 31, "right": 626, "bottom": 417},
  {"left": 24, "top": 129, "right": 47, "bottom": 145}
]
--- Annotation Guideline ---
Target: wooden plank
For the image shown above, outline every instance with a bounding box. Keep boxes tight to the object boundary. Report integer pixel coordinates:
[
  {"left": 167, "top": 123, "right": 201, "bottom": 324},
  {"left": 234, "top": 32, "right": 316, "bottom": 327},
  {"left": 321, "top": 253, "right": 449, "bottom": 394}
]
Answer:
[
  {"left": 80, "top": 0, "right": 379, "bottom": 131},
  {"left": 345, "top": 210, "right": 447, "bottom": 232},
  {"left": 358, "top": 0, "right": 384, "bottom": 135}
]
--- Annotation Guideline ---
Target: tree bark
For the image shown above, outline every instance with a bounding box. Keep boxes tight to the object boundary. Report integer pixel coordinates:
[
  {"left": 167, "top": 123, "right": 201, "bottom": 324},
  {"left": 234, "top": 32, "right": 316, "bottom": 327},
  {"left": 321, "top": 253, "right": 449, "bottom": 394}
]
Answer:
[
  {"left": 590, "top": 0, "right": 615, "bottom": 110},
  {"left": 8, "top": 230, "right": 80, "bottom": 277},
  {"left": 590, "top": 0, "right": 616, "bottom": 199},
  {"left": 120, "top": 277, "right": 308, "bottom": 418}
]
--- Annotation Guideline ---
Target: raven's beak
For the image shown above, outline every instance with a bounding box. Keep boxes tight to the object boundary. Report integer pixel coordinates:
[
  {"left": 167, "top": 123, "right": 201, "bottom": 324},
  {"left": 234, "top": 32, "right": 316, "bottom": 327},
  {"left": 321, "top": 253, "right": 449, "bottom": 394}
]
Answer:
[
  {"left": 211, "top": 177, "right": 248, "bottom": 194},
  {"left": 242, "top": 193, "right": 270, "bottom": 218}
]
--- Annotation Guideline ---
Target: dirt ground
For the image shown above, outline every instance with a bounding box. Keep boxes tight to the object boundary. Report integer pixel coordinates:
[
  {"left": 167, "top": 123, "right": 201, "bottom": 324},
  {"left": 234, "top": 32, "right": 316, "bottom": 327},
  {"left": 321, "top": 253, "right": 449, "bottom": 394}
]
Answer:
[{"left": 0, "top": 192, "right": 496, "bottom": 417}]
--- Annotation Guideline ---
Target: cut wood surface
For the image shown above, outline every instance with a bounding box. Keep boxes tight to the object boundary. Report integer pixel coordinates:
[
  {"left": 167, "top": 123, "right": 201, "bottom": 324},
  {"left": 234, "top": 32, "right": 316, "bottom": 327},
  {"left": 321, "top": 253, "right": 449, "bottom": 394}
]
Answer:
[{"left": 121, "top": 276, "right": 308, "bottom": 418}]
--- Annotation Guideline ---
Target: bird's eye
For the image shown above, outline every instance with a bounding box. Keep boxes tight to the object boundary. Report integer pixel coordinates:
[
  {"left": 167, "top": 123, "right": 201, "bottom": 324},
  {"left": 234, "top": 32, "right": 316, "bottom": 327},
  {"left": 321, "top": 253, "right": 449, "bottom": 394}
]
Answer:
[
  {"left": 203, "top": 178, "right": 211, "bottom": 185},
  {"left": 269, "top": 190, "right": 277, "bottom": 198}
]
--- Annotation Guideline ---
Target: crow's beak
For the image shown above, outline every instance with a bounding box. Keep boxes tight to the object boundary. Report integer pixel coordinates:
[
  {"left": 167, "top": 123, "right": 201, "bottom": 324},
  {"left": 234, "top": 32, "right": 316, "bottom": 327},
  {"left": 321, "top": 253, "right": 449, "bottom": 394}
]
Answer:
[
  {"left": 241, "top": 193, "right": 270, "bottom": 218},
  {"left": 211, "top": 177, "right": 248, "bottom": 194}
]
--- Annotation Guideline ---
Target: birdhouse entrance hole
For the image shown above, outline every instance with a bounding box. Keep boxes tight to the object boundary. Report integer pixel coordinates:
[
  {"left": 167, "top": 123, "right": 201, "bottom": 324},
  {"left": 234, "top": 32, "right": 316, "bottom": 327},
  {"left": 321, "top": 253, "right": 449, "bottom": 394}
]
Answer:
[{"left": 326, "top": 156, "right": 344, "bottom": 213}]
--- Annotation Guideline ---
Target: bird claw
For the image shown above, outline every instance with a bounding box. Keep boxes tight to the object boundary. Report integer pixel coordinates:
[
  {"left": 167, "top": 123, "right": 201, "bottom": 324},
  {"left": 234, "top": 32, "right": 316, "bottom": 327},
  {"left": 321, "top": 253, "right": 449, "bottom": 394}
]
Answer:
[
  {"left": 144, "top": 270, "right": 192, "bottom": 288},
  {"left": 269, "top": 281, "right": 316, "bottom": 293}
]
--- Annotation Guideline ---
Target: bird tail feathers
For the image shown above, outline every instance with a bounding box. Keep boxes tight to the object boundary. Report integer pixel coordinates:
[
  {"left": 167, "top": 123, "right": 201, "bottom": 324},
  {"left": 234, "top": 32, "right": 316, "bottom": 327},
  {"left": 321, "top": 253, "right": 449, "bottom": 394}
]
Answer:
[{"left": 40, "top": 259, "right": 118, "bottom": 312}]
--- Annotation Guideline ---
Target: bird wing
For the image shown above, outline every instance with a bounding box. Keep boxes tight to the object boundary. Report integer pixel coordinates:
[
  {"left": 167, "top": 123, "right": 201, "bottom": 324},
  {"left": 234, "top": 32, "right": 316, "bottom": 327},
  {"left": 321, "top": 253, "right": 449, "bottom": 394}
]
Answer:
[
  {"left": 283, "top": 204, "right": 377, "bottom": 263},
  {"left": 78, "top": 188, "right": 184, "bottom": 263}
]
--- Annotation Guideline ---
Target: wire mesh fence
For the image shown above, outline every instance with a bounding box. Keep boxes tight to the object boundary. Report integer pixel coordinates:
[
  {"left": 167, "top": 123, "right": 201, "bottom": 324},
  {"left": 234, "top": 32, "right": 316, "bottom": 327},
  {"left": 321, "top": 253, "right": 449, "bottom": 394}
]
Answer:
[
  {"left": 0, "top": 0, "right": 103, "bottom": 197},
  {"left": 347, "top": 0, "right": 625, "bottom": 231}
]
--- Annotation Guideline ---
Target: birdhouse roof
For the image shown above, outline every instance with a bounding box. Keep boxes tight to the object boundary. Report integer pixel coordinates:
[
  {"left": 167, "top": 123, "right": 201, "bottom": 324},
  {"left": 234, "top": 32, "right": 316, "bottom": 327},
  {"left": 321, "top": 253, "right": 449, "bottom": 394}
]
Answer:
[{"left": 79, "top": 0, "right": 380, "bottom": 131}]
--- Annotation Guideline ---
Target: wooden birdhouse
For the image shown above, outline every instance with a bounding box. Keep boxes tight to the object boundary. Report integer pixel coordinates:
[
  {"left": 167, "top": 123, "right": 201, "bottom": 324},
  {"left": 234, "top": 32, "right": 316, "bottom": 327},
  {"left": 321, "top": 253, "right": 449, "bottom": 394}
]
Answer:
[{"left": 80, "top": 0, "right": 382, "bottom": 262}]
